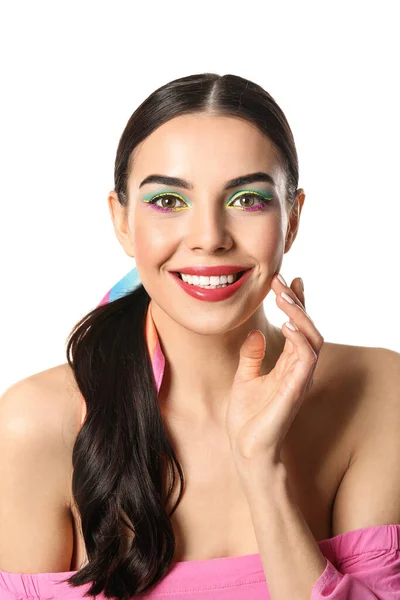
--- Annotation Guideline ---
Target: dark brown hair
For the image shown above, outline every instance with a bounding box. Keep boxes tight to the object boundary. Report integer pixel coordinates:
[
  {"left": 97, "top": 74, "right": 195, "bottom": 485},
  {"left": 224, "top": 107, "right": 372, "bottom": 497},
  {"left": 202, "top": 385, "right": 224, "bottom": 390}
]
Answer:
[{"left": 62, "top": 73, "right": 299, "bottom": 599}]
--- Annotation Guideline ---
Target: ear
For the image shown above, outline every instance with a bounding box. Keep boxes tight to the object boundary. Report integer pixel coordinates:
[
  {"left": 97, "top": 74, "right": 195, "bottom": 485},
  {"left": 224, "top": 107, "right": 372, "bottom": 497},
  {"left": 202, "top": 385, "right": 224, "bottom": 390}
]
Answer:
[
  {"left": 108, "top": 191, "right": 135, "bottom": 258},
  {"left": 284, "top": 188, "right": 305, "bottom": 253}
]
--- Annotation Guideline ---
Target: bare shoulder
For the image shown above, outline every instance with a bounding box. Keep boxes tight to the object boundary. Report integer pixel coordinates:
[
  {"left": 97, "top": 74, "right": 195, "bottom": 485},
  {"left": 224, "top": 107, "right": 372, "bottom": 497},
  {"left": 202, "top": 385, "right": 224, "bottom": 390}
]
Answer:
[
  {"left": 0, "top": 363, "right": 82, "bottom": 572},
  {"left": 353, "top": 344, "right": 400, "bottom": 443},
  {"left": 0, "top": 362, "right": 82, "bottom": 503},
  {"left": 331, "top": 343, "right": 400, "bottom": 432},
  {"left": 298, "top": 340, "right": 382, "bottom": 438},
  {"left": 329, "top": 343, "right": 400, "bottom": 535},
  {"left": 315, "top": 341, "right": 400, "bottom": 450}
]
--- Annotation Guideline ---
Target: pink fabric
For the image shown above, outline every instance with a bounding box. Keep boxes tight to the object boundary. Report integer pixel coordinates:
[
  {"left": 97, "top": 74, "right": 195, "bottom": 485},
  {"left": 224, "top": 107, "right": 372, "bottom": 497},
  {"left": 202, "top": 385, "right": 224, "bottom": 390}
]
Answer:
[
  {"left": 2, "top": 298, "right": 399, "bottom": 598},
  {"left": 0, "top": 525, "right": 399, "bottom": 598}
]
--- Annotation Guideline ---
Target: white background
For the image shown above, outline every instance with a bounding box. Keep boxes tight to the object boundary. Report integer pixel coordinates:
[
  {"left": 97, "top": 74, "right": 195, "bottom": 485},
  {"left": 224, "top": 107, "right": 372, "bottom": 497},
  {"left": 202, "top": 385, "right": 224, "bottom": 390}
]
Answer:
[{"left": 0, "top": 1, "right": 399, "bottom": 391}]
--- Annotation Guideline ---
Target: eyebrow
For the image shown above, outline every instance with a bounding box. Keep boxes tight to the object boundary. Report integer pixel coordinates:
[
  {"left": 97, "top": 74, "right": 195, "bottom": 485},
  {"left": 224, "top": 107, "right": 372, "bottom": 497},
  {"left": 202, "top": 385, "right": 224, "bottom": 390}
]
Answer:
[{"left": 138, "top": 171, "right": 276, "bottom": 191}]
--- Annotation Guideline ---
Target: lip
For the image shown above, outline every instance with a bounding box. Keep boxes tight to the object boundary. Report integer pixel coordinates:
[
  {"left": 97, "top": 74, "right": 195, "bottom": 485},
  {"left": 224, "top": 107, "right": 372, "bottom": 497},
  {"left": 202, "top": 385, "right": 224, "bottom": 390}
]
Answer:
[
  {"left": 169, "top": 268, "right": 253, "bottom": 302},
  {"left": 169, "top": 265, "right": 251, "bottom": 276}
]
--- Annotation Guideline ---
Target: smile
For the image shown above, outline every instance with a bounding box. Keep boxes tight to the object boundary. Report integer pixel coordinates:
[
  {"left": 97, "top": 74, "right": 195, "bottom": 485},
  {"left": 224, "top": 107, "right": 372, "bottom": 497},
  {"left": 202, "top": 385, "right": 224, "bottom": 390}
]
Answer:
[{"left": 169, "top": 269, "right": 253, "bottom": 302}]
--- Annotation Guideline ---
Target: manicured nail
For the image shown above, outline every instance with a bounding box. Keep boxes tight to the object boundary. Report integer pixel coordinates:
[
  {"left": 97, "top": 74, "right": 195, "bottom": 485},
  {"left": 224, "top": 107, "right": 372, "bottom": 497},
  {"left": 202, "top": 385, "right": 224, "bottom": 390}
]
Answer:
[
  {"left": 299, "top": 278, "right": 304, "bottom": 291},
  {"left": 281, "top": 291, "right": 295, "bottom": 304},
  {"left": 286, "top": 321, "right": 298, "bottom": 331},
  {"left": 277, "top": 273, "right": 287, "bottom": 286}
]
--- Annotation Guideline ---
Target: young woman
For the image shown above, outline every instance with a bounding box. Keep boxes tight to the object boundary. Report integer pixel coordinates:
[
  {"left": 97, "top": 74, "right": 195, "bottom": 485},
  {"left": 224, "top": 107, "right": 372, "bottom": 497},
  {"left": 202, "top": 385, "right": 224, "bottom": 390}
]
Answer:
[{"left": 1, "top": 73, "right": 399, "bottom": 600}]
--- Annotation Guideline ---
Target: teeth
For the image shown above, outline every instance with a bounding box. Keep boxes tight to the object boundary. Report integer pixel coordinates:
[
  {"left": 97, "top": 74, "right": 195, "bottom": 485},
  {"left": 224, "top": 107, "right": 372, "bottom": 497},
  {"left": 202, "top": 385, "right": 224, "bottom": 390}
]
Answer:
[{"left": 179, "top": 273, "right": 239, "bottom": 286}]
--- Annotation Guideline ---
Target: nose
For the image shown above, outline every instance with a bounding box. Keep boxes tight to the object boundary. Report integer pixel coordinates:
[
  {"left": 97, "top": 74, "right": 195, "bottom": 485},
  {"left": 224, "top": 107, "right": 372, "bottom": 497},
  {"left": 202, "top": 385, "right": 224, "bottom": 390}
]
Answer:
[{"left": 185, "top": 201, "right": 233, "bottom": 253}]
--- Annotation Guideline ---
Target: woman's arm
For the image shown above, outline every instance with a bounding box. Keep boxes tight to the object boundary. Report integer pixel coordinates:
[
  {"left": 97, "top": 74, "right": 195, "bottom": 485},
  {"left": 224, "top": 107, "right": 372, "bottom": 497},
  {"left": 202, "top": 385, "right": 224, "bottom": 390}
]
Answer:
[{"left": 241, "top": 462, "right": 328, "bottom": 599}]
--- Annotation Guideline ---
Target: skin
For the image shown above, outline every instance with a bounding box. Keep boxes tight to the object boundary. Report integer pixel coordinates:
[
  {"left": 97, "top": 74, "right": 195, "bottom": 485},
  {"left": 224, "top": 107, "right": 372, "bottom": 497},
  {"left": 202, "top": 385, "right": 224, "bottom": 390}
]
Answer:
[{"left": 108, "top": 113, "right": 306, "bottom": 430}]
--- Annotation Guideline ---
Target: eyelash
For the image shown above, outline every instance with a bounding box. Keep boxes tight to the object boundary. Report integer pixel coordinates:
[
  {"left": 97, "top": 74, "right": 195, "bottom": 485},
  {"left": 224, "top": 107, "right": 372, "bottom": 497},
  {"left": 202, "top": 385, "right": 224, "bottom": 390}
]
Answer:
[{"left": 144, "top": 191, "right": 273, "bottom": 213}]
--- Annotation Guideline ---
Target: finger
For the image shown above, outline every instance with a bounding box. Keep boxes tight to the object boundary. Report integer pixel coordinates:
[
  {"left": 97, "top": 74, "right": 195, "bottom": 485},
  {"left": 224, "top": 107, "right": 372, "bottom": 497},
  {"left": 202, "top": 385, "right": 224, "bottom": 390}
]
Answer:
[
  {"left": 291, "top": 277, "right": 305, "bottom": 311},
  {"left": 272, "top": 274, "right": 307, "bottom": 314},
  {"left": 260, "top": 328, "right": 317, "bottom": 441},
  {"left": 234, "top": 330, "right": 266, "bottom": 384},
  {"left": 272, "top": 276, "right": 323, "bottom": 356},
  {"left": 268, "top": 333, "right": 317, "bottom": 431},
  {"left": 281, "top": 308, "right": 324, "bottom": 357},
  {"left": 280, "top": 325, "right": 319, "bottom": 378}
]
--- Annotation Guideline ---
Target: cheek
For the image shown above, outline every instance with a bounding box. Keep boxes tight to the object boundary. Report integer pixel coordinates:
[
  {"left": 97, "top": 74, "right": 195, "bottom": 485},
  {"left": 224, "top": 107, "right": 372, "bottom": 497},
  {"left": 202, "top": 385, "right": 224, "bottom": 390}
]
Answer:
[
  {"left": 133, "top": 220, "right": 175, "bottom": 266},
  {"left": 246, "top": 220, "right": 284, "bottom": 262}
]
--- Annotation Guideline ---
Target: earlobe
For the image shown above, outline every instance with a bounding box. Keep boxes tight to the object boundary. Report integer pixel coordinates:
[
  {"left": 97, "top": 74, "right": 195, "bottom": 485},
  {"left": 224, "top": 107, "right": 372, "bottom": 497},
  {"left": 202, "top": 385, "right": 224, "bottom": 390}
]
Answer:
[
  {"left": 284, "top": 230, "right": 294, "bottom": 253},
  {"left": 108, "top": 191, "right": 123, "bottom": 226},
  {"left": 107, "top": 191, "right": 135, "bottom": 258},
  {"left": 284, "top": 189, "right": 304, "bottom": 253}
]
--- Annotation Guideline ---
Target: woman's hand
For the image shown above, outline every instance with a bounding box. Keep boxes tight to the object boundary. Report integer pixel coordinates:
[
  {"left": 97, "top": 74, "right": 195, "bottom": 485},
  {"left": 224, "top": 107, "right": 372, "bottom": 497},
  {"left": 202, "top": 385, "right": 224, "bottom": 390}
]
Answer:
[{"left": 226, "top": 274, "right": 324, "bottom": 470}]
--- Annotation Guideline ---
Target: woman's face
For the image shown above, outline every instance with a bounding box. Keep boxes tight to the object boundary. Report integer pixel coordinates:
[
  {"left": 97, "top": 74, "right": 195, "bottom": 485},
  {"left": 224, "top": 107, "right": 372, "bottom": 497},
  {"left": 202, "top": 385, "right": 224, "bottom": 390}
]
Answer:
[{"left": 110, "top": 113, "right": 301, "bottom": 334}]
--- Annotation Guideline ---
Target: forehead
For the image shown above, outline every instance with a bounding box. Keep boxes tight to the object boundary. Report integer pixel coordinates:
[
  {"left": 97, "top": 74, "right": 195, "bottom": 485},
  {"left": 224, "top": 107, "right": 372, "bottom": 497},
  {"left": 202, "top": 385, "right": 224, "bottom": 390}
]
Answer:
[{"left": 128, "top": 114, "right": 286, "bottom": 193}]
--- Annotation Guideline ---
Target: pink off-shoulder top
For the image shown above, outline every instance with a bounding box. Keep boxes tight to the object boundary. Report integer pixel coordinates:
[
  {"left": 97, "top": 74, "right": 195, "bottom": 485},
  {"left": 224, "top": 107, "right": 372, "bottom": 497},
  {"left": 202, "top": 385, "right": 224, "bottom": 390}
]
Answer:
[{"left": 1, "top": 300, "right": 399, "bottom": 599}]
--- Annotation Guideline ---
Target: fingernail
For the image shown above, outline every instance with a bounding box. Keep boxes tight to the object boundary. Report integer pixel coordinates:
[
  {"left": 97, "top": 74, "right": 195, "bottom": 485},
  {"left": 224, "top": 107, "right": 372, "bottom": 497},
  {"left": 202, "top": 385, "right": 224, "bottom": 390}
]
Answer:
[
  {"left": 277, "top": 273, "right": 287, "bottom": 286},
  {"left": 299, "top": 278, "right": 304, "bottom": 291}
]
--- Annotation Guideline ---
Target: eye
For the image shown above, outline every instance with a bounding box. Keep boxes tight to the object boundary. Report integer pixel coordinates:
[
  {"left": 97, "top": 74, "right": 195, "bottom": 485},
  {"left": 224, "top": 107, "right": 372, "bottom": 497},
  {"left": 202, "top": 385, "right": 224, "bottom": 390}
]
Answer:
[
  {"left": 145, "top": 193, "right": 188, "bottom": 212},
  {"left": 227, "top": 191, "right": 273, "bottom": 211}
]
